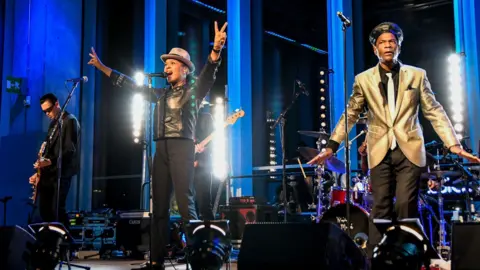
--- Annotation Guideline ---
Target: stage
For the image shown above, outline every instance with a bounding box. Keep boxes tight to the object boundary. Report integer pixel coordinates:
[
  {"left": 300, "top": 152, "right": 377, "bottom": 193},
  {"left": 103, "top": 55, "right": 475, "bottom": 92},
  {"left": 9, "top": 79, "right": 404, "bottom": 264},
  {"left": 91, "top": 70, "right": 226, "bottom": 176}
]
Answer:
[
  {"left": 62, "top": 260, "right": 237, "bottom": 270},
  {"left": 60, "top": 259, "right": 452, "bottom": 270}
]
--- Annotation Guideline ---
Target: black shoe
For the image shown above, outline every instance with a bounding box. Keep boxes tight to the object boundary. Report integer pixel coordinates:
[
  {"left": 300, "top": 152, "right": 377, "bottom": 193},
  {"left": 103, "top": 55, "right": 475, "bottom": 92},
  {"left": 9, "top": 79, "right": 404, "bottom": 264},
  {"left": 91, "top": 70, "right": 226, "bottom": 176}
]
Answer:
[
  {"left": 176, "top": 255, "right": 187, "bottom": 264},
  {"left": 131, "top": 262, "right": 165, "bottom": 270}
]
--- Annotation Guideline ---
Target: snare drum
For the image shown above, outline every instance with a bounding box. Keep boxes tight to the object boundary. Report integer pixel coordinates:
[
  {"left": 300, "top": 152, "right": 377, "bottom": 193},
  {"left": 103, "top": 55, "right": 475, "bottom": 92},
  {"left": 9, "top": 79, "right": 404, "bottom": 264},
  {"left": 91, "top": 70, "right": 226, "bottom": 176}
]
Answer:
[{"left": 330, "top": 186, "right": 367, "bottom": 207}]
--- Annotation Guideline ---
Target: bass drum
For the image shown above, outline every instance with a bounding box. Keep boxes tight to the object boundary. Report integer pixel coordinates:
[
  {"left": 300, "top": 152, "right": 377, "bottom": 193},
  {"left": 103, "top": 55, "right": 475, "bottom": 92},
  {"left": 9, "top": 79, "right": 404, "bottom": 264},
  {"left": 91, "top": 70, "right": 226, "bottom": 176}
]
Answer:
[{"left": 320, "top": 203, "right": 370, "bottom": 250}]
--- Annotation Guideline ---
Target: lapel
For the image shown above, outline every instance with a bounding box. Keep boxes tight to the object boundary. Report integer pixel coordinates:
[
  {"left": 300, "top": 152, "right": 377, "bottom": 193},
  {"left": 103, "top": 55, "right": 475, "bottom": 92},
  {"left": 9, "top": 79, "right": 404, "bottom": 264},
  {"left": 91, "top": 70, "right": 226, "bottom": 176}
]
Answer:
[
  {"left": 393, "top": 64, "right": 409, "bottom": 122},
  {"left": 371, "top": 65, "right": 392, "bottom": 125}
]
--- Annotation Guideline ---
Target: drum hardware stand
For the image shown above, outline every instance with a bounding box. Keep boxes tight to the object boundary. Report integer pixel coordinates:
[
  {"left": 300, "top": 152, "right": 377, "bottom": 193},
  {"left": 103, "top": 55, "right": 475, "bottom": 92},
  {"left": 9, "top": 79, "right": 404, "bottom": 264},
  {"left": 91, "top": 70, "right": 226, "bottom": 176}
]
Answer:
[
  {"left": 335, "top": 129, "right": 367, "bottom": 153},
  {"left": 418, "top": 193, "right": 439, "bottom": 248},
  {"left": 314, "top": 165, "right": 325, "bottom": 223},
  {"left": 430, "top": 149, "right": 450, "bottom": 260}
]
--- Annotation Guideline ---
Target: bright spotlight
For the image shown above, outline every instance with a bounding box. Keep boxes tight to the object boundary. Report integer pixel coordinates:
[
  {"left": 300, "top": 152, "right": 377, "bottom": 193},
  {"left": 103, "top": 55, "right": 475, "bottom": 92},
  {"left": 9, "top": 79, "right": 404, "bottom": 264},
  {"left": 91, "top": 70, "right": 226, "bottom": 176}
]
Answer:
[
  {"left": 447, "top": 53, "right": 465, "bottom": 139},
  {"left": 27, "top": 222, "right": 85, "bottom": 270},
  {"left": 186, "top": 220, "right": 232, "bottom": 270},
  {"left": 134, "top": 72, "right": 145, "bottom": 86},
  {"left": 212, "top": 97, "right": 227, "bottom": 180},
  {"left": 372, "top": 219, "right": 437, "bottom": 270},
  {"left": 132, "top": 93, "right": 145, "bottom": 143}
]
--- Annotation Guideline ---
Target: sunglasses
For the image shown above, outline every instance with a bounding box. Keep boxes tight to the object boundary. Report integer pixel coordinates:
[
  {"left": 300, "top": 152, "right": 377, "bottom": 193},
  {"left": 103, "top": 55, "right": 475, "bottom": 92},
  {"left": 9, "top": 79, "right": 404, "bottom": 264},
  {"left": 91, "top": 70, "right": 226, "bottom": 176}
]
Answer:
[{"left": 42, "top": 105, "right": 55, "bottom": 114}]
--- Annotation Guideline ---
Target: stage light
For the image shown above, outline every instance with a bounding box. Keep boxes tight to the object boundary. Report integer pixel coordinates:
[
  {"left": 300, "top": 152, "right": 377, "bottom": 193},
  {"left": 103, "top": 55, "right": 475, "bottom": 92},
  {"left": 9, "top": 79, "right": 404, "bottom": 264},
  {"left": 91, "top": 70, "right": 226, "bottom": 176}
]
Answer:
[
  {"left": 186, "top": 220, "right": 232, "bottom": 270},
  {"left": 266, "top": 111, "right": 278, "bottom": 175},
  {"left": 447, "top": 53, "right": 466, "bottom": 138},
  {"left": 319, "top": 68, "right": 330, "bottom": 151},
  {"left": 212, "top": 97, "right": 227, "bottom": 180},
  {"left": 29, "top": 224, "right": 68, "bottom": 270},
  {"left": 134, "top": 72, "right": 145, "bottom": 86},
  {"left": 132, "top": 93, "right": 145, "bottom": 143},
  {"left": 372, "top": 219, "right": 434, "bottom": 270}
]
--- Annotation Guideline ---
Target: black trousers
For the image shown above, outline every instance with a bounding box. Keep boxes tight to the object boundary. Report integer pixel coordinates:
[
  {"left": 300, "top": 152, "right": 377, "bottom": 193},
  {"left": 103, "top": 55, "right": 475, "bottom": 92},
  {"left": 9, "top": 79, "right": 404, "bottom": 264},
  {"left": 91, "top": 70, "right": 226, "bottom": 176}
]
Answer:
[
  {"left": 367, "top": 147, "right": 422, "bottom": 257},
  {"left": 194, "top": 167, "right": 214, "bottom": 220},
  {"left": 151, "top": 139, "right": 198, "bottom": 264},
  {"left": 37, "top": 176, "right": 72, "bottom": 228}
]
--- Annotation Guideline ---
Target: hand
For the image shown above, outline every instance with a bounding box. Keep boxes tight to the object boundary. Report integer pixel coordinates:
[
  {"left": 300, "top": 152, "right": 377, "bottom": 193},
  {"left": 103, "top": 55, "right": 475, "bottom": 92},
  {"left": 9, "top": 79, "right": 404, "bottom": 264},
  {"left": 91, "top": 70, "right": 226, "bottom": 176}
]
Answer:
[
  {"left": 194, "top": 161, "right": 199, "bottom": 168},
  {"left": 29, "top": 174, "right": 39, "bottom": 185},
  {"left": 213, "top": 21, "right": 227, "bottom": 51},
  {"left": 450, "top": 145, "right": 480, "bottom": 163},
  {"left": 88, "top": 47, "right": 104, "bottom": 69},
  {"left": 195, "top": 144, "right": 205, "bottom": 153},
  {"left": 358, "top": 141, "right": 368, "bottom": 156},
  {"left": 427, "top": 179, "right": 439, "bottom": 190},
  {"left": 34, "top": 158, "right": 51, "bottom": 169},
  {"left": 307, "top": 148, "right": 334, "bottom": 166}
]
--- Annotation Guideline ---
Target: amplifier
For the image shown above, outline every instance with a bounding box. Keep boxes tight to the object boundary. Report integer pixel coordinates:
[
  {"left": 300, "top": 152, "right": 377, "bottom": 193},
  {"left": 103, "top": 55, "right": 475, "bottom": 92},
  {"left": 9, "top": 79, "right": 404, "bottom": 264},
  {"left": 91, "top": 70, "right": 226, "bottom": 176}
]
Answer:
[
  {"left": 451, "top": 222, "right": 480, "bottom": 270},
  {"left": 219, "top": 204, "right": 278, "bottom": 246},
  {"left": 116, "top": 211, "right": 183, "bottom": 259},
  {"left": 229, "top": 196, "right": 256, "bottom": 205}
]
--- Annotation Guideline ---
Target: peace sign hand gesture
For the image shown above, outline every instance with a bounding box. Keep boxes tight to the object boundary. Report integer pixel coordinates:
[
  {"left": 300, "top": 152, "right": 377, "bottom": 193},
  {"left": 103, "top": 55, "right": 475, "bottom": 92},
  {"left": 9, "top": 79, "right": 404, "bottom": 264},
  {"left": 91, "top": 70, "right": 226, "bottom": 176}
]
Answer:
[
  {"left": 213, "top": 21, "right": 228, "bottom": 51},
  {"left": 88, "top": 47, "right": 103, "bottom": 70}
]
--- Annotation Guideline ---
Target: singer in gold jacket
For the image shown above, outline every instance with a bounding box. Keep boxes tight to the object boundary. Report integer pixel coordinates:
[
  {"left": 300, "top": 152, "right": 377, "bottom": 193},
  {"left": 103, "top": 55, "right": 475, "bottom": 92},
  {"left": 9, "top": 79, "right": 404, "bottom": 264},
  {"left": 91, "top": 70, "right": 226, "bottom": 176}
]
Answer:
[{"left": 308, "top": 22, "right": 480, "bottom": 259}]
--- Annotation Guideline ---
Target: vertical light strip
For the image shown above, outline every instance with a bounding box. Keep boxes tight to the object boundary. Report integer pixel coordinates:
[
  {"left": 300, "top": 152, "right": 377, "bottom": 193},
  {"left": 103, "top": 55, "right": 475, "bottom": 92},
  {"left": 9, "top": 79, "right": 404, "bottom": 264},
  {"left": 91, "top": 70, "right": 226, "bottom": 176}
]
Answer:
[
  {"left": 447, "top": 54, "right": 465, "bottom": 139},
  {"left": 143, "top": 0, "right": 167, "bottom": 210},
  {"left": 319, "top": 68, "right": 330, "bottom": 151},
  {"left": 266, "top": 111, "right": 277, "bottom": 178},
  {"left": 326, "top": 0, "right": 357, "bottom": 168},
  {"left": 453, "top": 0, "right": 480, "bottom": 152},
  {"left": 213, "top": 97, "right": 227, "bottom": 180},
  {"left": 79, "top": 0, "right": 98, "bottom": 211},
  {"left": 227, "top": 0, "right": 252, "bottom": 196}
]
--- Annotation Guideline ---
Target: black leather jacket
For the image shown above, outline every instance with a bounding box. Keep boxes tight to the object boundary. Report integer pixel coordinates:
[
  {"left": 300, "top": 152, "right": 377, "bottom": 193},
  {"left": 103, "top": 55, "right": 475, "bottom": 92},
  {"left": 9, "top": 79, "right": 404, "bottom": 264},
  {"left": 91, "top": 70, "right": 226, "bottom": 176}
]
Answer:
[{"left": 109, "top": 56, "right": 221, "bottom": 141}]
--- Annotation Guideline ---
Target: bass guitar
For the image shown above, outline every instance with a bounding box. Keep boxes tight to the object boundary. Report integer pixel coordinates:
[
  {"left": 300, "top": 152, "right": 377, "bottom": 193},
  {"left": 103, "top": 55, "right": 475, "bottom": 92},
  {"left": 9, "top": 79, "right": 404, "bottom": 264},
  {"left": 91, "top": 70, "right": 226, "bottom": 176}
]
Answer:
[{"left": 194, "top": 109, "right": 245, "bottom": 167}]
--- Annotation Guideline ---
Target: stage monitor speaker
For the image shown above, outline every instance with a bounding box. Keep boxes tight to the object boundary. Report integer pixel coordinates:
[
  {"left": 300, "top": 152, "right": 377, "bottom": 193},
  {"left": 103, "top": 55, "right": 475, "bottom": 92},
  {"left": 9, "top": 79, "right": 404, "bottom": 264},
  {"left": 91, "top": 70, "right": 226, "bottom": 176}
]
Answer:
[
  {"left": 0, "top": 225, "right": 36, "bottom": 270},
  {"left": 451, "top": 222, "right": 480, "bottom": 270},
  {"left": 237, "top": 222, "right": 368, "bottom": 270}
]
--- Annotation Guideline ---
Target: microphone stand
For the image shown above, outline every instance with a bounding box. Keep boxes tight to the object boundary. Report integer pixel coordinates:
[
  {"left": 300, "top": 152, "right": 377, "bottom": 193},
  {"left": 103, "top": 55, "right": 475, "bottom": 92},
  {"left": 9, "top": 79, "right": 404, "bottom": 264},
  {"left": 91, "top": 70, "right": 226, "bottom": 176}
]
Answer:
[
  {"left": 340, "top": 13, "right": 352, "bottom": 237},
  {"left": 272, "top": 84, "right": 305, "bottom": 223},
  {"left": 53, "top": 81, "right": 90, "bottom": 270},
  {"left": 55, "top": 81, "right": 80, "bottom": 222},
  {"left": 450, "top": 158, "right": 475, "bottom": 221}
]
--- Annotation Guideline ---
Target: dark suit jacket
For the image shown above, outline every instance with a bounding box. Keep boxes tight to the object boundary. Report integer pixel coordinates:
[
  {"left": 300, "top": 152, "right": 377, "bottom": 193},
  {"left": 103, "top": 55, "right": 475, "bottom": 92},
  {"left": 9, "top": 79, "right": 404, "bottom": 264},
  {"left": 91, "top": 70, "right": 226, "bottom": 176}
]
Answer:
[{"left": 42, "top": 112, "right": 80, "bottom": 182}]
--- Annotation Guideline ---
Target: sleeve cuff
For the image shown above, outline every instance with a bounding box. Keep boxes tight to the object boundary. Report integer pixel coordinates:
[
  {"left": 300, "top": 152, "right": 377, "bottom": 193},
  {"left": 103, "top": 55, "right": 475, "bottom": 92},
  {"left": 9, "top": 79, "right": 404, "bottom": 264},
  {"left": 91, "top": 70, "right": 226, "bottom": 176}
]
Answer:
[
  {"left": 207, "top": 55, "right": 222, "bottom": 65},
  {"left": 110, "top": 69, "right": 126, "bottom": 87},
  {"left": 326, "top": 140, "right": 340, "bottom": 153}
]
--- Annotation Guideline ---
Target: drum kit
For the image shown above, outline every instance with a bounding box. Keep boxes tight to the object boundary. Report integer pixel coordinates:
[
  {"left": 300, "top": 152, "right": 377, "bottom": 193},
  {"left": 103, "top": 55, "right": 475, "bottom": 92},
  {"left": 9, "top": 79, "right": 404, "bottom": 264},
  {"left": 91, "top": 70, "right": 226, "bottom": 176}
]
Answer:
[{"left": 295, "top": 128, "right": 480, "bottom": 257}]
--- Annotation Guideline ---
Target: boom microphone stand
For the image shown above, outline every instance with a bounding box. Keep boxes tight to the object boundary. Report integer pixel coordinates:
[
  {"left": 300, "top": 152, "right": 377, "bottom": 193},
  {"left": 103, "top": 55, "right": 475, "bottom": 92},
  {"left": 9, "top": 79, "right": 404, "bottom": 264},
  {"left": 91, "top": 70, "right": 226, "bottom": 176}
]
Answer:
[
  {"left": 337, "top": 11, "right": 352, "bottom": 237},
  {"left": 55, "top": 80, "right": 90, "bottom": 270},
  {"left": 55, "top": 81, "right": 81, "bottom": 222},
  {"left": 272, "top": 82, "right": 307, "bottom": 223}
]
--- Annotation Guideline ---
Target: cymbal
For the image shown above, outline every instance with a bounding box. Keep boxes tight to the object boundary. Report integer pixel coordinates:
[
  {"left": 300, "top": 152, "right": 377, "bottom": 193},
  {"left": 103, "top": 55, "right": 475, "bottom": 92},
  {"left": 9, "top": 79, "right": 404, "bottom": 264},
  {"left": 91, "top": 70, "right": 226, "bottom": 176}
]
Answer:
[
  {"left": 297, "top": 147, "right": 345, "bottom": 173},
  {"left": 421, "top": 170, "right": 462, "bottom": 181},
  {"left": 298, "top": 130, "right": 330, "bottom": 139}
]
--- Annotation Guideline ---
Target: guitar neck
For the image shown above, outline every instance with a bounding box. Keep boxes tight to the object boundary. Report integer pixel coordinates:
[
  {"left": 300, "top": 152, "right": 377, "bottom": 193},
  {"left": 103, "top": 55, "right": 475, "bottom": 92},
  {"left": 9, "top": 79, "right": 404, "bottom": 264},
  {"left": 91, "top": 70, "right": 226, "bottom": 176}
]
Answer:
[{"left": 198, "top": 123, "right": 230, "bottom": 149}]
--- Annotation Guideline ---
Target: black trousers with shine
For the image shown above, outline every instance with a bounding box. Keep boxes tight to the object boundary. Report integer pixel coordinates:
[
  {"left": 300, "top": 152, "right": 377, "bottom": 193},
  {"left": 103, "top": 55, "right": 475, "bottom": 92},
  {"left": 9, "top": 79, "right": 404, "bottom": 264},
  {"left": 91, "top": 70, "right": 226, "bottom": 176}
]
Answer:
[
  {"left": 367, "top": 147, "right": 422, "bottom": 257},
  {"left": 150, "top": 138, "right": 198, "bottom": 264}
]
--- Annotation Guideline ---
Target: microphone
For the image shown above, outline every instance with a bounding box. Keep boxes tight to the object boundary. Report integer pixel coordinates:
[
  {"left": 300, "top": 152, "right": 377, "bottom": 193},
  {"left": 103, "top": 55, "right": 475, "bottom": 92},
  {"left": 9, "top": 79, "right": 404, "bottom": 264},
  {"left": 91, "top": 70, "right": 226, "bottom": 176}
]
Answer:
[
  {"left": 145, "top": 72, "right": 169, "bottom": 78},
  {"left": 296, "top": 80, "right": 310, "bottom": 96},
  {"left": 336, "top": 11, "right": 351, "bottom": 27},
  {"left": 66, "top": 76, "right": 88, "bottom": 83}
]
